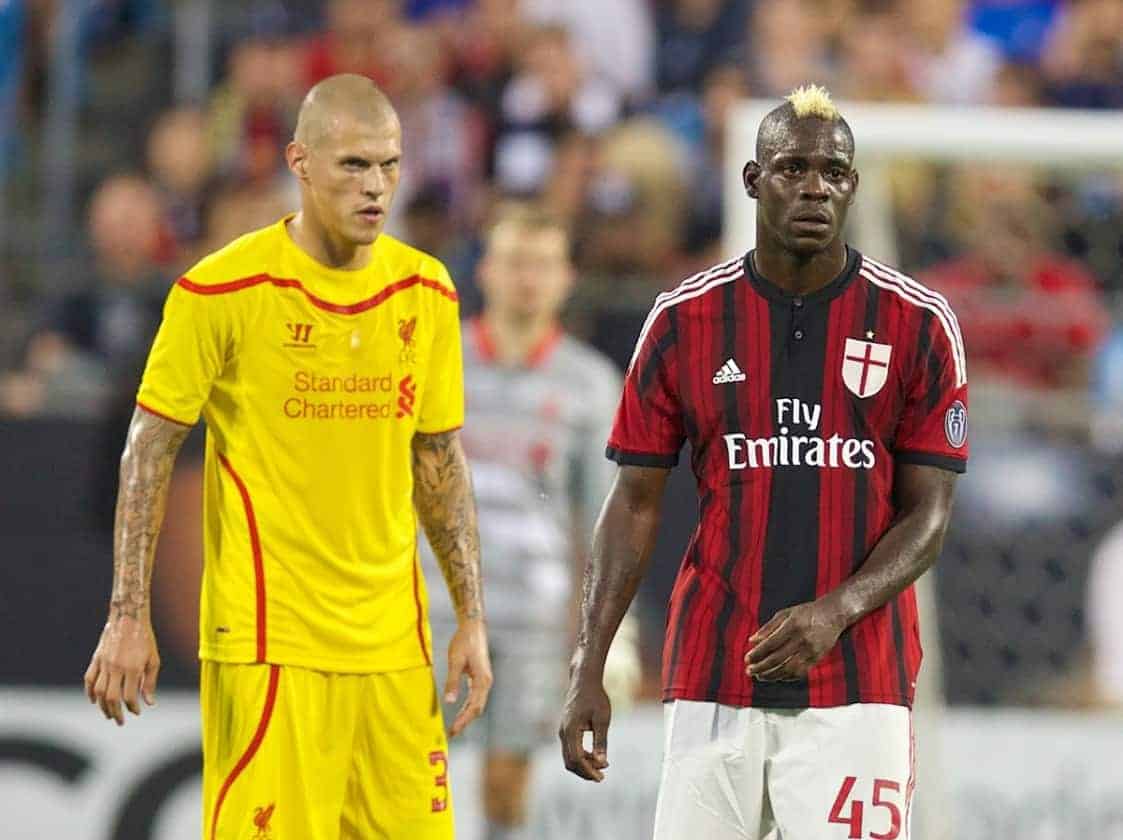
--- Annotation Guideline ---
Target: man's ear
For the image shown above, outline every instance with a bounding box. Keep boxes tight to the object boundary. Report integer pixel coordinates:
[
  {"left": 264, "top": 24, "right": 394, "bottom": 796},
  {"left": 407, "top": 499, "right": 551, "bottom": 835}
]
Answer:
[
  {"left": 285, "top": 142, "right": 309, "bottom": 182},
  {"left": 847, "top": 169, "right": 860, "bottom": 205},
  {"left": 743, "top": 161, "right": 762, "bottom": 199}
]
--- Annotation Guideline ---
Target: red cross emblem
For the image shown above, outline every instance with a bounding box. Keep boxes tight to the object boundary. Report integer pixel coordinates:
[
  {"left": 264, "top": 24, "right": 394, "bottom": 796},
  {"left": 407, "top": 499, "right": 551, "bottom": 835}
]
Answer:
[{"left": 842, "top": 337, "right": 892, "bottom": 398}]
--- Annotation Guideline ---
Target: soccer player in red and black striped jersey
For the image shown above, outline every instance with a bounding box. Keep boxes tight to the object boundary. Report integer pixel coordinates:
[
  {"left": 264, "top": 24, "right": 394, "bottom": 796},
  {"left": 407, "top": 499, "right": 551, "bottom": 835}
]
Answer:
[{"left": 559, "top": 84, "right": 967, "bottom": 840}]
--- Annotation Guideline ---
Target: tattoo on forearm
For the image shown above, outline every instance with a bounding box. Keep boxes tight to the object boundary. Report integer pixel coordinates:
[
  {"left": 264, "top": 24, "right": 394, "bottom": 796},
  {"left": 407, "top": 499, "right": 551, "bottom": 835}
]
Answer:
[
  {"left": 109, "top": 409, "right": 189, "bottom": 621},
  {"left": 412, "top": 430, "right": 484, "bottom": 622}
]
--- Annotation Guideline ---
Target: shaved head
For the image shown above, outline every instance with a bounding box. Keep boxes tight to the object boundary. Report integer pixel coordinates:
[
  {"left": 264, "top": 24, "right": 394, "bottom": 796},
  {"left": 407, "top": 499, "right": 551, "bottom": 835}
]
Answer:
[
  {"left": 294, "top": 73, "right": 398, "bottom": 148},
  {"left": 285, "top": 74, "right": 404, "bottom": 262}
]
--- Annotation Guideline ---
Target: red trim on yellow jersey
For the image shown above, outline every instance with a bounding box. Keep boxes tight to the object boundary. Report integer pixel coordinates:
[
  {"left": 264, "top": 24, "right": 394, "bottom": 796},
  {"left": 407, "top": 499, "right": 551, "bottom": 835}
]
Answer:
[
  {"left": 217, "top": 453, "right": 267, "bottom": 663},
  {"left": 209, "top": 665, "right": 280, "bottom": 840},
  {"left": 176, "top": 272, "right": 458, "bottom": 314},
  {"left": 136, "top": 400, "right": 194, "bottom": 427},
  {"left": 410, "top": 544, "right": 431, "bottom": 666}
]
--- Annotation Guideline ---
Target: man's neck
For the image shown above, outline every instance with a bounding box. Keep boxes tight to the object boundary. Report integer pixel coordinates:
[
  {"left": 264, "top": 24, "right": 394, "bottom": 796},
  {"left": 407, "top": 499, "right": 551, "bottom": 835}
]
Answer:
[
  {"left": 752, "top": 236, "right": 848, "bottom": 297},
  {"left": 481, "top": 311, "right": 559, "bottom": 366},
  {"left": 287, "top": 212, "right": 372, "bottom": 271}
]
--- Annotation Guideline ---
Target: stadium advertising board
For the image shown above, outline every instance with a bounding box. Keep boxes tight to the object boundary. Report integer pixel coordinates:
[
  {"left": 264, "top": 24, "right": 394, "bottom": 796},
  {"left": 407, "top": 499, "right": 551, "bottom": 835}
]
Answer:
[{"left": 3, "top": 693, "right": 1122, "bottom": 839}]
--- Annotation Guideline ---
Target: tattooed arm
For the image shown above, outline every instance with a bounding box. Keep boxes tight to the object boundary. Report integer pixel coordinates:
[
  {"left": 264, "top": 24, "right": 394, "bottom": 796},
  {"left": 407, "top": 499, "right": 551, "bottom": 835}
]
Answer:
[
  {"left": 412, "top": 429, "right": 492, "bottom": 736},
  {"left": 84, "top": 407, "right": 190, "bottom": 725}
]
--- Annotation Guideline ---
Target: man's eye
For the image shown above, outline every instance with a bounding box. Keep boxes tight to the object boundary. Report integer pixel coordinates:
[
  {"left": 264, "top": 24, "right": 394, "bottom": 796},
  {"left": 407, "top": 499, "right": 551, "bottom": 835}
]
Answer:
[{"left": 784, "top": 164, "right": 801, "bottom": 175}]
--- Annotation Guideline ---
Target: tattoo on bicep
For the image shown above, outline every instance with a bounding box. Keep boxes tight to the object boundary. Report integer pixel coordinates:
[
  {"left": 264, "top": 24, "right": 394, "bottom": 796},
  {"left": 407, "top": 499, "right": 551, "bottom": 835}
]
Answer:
[
  {"left": 412, "top": 430, "right": 483, "bottom": 621},
  {"left": 109, "top": 410, "right": 190, "bottom": 621}
]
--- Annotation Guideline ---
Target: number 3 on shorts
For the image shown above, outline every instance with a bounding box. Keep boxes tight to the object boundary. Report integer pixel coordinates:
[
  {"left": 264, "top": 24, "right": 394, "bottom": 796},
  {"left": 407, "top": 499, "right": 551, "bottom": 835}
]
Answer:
[
  {"left": 429, "top": 750, "right": 449, "bottom": 813},
  {"left": 828, "top": 776, "right": 902, "bottom": 839}
]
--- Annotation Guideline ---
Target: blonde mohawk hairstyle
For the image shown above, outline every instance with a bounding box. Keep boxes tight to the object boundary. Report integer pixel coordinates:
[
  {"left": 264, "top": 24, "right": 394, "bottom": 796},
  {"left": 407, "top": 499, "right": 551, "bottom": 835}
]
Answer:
[{"left": 785, "top": 84, "right": 841, "bottom": 121}]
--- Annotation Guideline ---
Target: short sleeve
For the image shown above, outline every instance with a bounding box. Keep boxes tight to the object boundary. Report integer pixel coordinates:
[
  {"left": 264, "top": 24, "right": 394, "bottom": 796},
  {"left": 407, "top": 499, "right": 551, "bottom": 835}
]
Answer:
[
  {"left": 416, "top": 265, "right": 464, "bottom": 434},
  {"left": 605, "top": 308, "right": 685, "bottom": 467},
  {"left": 136, "top": 280, "right": 234, "bottom": 426},
  {"left": 574, "top": 358, "right": 623, "bottom": 535},
  {"left": 895, "top": 310, "right": 969, "bottom": 473}
]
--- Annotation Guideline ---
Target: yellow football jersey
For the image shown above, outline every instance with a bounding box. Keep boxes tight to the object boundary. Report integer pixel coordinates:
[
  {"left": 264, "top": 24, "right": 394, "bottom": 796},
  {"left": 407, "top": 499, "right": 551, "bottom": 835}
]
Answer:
[{"left": 137, "top": 216, "right": 463, "bottom": 673}]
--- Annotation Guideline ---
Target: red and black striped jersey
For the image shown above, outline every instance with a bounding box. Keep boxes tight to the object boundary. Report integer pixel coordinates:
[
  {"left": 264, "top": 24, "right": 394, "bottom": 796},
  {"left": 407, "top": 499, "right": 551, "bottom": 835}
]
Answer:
[{"left": 607, "top": 248, "right": 968, "bottom": 708}]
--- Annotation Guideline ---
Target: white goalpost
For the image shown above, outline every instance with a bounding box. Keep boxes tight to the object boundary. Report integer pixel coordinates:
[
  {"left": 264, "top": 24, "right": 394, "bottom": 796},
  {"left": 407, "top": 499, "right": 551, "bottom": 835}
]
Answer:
[{"left": 723, "top": 101, "right": 1123, "bottom": 840}]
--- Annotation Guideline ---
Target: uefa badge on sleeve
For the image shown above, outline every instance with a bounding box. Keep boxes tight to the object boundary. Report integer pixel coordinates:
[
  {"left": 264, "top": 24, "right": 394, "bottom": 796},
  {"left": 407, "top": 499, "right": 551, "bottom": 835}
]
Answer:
[{"left": 945, "top": 400, "right": 967, "bottom": 448}]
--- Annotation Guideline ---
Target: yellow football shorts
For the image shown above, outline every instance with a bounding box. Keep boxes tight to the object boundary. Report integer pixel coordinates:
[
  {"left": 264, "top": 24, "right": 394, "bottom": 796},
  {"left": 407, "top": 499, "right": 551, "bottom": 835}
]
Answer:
[{"left": 200, "top": 661, "right": 454, "bottom": 840}]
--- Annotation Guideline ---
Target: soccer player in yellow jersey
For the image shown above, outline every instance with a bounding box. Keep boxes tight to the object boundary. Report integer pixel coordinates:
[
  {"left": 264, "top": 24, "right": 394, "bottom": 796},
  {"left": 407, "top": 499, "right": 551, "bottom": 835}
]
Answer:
[{"left": 82, "top": 74, "right": 493, "bottom": 840}]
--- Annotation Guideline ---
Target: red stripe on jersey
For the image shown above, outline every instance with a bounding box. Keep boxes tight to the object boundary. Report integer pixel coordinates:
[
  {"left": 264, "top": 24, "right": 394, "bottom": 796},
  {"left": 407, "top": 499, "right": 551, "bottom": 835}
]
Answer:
[
  {"left": 411, "top": 544, "right": 432, "bottom": 666},
  {"left": 209, "top": 664, "right": 280, "bottom": 840},
  {"left": 136, "top": 400, "right": 193, "bottom": 427},
  {"left": 217, "top": 453, "right": 267, "bottom": 663},
  {"left": 177, "top": 272, "right": 458, "bottom": 314}
]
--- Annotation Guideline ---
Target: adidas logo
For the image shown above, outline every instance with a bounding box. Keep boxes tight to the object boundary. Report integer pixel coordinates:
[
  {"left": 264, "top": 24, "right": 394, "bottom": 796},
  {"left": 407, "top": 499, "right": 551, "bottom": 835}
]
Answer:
[{"left": 712, "top": 359, "right": 747, "bottom": 384}]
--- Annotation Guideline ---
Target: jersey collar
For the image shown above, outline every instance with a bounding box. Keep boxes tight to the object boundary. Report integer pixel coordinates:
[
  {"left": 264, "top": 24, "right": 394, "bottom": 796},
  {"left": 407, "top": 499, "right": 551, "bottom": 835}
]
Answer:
[
  {"left": 743, "top": 246, "right": 861, "bottom": 306},
  {"left": 472, "top": 317, "right": 563, "bottom": 369}
]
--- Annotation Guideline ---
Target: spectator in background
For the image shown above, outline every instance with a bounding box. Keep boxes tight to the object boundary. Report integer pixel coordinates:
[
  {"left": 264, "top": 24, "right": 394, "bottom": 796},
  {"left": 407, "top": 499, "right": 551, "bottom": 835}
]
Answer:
[
  {"left": 302, "top": 0, "right": 405, "bottom": 88},
  {"left": 444, "top": 0, "right": 525, "bottom": 111},
  {"left": 569, "top": 121, "right": 688, "bottom": 368},
  {"left": 493, "top": 24, "right": 620, "bottom": 197},
  {"left": 967, "top": 0, "right": 1063, "bottom": 64},
  {"left": 1, "top": 174, "right": 169, "bottom": 419},
  {"left": 146, "top": 106, "right": 214, "bottom": 263},
  {"left": 201, "top": 180, "right": 294, "bottom": 255},
  {"left": 922, "top": 167, "right": 1108, "bottom": 429},
  {"left": 208, "top": 5, "right": 301, "bottom": 183},
  {"left": 1041, "top": 0, "right": 1123, "bottom": 109},
  {"left": 746, "top": 0, "right": 834, "bottom": 98},
  {"left": 0, "top": 0, "right": 23, "bottom": 177},
  {"left": 835, "top": 5, "right": 917, "bottom": 102},
  {"left": 382, "top": 24, "right": 485, "bottom": 236},
  {"left": 522, "top": 0, "right": 655, "bottom": 104},
  {"left": 654, "top": 0, "right": 748, "bottom": 95},
  {"left": 901, "top": 0, "right": 1003, "bottom": 104},
  {"left": 681, "top": 64, "right": 750, "bottom": 265}
]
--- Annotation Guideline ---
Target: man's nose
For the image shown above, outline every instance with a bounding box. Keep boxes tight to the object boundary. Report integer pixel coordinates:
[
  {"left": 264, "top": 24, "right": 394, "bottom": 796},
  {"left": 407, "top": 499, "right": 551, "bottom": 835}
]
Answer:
[
  {"left": 800, "top": 171, "right": 828, "bottom": 199},
  {"left": 362, "top": 168, "right": 386, "bottom": 197}
]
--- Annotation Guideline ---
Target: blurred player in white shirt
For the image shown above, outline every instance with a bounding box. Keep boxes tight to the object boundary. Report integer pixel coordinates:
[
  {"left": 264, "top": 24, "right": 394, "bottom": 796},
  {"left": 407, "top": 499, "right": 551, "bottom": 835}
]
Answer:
[{"left": 422, "top": 204, "right": 638, "bottom": 840}]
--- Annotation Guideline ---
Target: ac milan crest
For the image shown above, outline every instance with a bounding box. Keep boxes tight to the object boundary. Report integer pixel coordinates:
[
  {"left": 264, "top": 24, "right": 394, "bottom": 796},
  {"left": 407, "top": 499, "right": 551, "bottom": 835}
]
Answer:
[{"left": 842, "top": 338, "right": 892, "bottom": 398}]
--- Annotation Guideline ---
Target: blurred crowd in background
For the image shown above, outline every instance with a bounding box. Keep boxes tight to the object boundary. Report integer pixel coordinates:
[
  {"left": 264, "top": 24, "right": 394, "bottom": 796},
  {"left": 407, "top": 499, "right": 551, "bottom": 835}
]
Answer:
[{"left": 2, "top": 0, "right": 1123, "bottom": 707}]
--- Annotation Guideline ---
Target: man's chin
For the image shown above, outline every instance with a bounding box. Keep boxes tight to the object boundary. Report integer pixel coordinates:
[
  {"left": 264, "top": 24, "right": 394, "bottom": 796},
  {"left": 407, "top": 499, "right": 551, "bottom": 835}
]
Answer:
[{"left": 785, "top": 233, "right": 837, "bottom": 256}]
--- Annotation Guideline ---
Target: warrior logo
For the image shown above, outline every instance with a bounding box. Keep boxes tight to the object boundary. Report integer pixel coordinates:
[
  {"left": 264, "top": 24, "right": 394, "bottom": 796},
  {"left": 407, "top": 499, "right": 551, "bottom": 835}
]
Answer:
[{"left": 284, "top": 322, "right": 315, "bottom": 348}]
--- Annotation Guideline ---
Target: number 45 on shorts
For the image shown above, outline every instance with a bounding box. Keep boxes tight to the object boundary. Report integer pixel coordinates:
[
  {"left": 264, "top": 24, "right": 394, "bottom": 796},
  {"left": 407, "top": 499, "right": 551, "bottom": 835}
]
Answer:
[{"left": 828, "top": 776, "right": 903, "bottom": 839}]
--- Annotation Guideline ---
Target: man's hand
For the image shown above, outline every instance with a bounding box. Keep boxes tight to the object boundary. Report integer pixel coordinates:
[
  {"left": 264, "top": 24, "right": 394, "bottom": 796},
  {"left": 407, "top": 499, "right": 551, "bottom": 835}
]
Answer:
[
  {"left": 84, "top": 614, "right": 160, "bottom": 726},
  {"left": 443, "top": 617, "right": 493, "bottom": 737},
  {"left": 745, "top": 599, "right": 846, "bottom": 682},
  {"left": 558, "top": 674, "right": 611, "bottom": 782}
]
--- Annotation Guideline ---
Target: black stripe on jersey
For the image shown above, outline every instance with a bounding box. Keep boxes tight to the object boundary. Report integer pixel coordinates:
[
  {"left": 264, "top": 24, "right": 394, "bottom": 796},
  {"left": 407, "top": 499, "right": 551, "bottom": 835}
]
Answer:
[
  {"left": 842, "top": 281, "right": 884, "bottom": 702},
  {"left": 706, "top": 281, "right": 745, "bottom": 698},
  {"left": 925, "top": 331, "right": 944, "bottom": 413},
  {"left": 883, "top": 279, "right": 908, "bottom": 703},
  {"left": 605, "top": 447, "right": 679, "bottom": 467},
  {"left": 664, "top": 305, "right": 700, "bottom": 687},
  {"left": 638, "top": 322, "right": 677, "bottom": 397},
  {"left": 896, "top": 451, "right": 968, "bottom": 473},
  {"left": 753, "top": 292, "right": 829, "bottom": 707}
]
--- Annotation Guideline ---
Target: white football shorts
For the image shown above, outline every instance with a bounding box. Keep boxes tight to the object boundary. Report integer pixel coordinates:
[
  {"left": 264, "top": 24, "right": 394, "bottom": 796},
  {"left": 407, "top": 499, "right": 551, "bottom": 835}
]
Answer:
[{"left": 653, "top": 700, "right": 914, "bottom": 840}]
